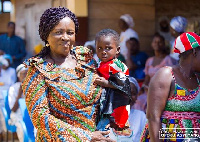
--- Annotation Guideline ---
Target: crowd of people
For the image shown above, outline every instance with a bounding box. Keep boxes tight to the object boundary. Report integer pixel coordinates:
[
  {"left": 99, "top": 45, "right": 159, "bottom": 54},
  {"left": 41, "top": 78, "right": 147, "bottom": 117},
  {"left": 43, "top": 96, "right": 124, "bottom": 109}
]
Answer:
[{"left": 0, "top": 6, "right": 199, "bottom": 142}]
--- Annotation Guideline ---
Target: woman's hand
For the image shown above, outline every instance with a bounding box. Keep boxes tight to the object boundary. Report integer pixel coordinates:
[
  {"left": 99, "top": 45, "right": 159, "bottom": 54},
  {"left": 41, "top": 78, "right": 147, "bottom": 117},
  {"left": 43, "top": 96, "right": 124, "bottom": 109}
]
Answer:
[{"left": 91, "top": 131, "right": 115, "bottom": 142}]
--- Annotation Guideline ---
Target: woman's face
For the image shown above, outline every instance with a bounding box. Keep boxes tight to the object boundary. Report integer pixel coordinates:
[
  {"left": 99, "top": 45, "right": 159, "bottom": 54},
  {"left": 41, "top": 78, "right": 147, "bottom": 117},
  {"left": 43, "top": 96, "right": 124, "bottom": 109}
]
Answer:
[
  {"left": 151, "top": 36, "right": 165, "bottom": 51},
  {"left": 47, "top": 17, "right": 75, "bottom": 57}
]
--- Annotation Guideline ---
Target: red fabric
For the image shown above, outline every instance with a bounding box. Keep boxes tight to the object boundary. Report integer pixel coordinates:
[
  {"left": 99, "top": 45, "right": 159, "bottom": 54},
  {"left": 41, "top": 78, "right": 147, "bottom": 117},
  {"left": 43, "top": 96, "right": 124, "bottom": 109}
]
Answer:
[
  {"left": 181, "top": 33, "right": 193, "bottom": 51},
  {"left": 111, "top": 106, "right": 129, "bottom": 128},
  {"left": 97, "top": 60, "right": 113, "bottom": 80}
]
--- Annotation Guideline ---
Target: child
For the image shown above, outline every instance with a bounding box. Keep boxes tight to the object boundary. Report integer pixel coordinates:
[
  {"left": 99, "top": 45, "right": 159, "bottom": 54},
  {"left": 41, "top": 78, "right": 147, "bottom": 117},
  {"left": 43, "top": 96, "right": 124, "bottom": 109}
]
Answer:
[{"left": 94, "top": 29, "right": 132, "bottom": 140}]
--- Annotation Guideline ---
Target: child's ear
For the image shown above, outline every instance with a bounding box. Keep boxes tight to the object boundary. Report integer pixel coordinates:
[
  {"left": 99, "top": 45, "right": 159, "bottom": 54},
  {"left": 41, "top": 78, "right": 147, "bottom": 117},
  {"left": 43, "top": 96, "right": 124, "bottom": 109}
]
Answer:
[{"left": 116, "top": 46, "right": 120, "bottom": 55}]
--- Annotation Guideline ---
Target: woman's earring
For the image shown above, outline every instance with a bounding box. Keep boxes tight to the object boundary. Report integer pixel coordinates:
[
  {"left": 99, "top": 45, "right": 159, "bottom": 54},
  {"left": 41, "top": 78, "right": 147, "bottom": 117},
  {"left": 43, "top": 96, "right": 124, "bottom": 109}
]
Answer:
[{"left": 46, "top": 43, "right": 50, "bottom": 47}]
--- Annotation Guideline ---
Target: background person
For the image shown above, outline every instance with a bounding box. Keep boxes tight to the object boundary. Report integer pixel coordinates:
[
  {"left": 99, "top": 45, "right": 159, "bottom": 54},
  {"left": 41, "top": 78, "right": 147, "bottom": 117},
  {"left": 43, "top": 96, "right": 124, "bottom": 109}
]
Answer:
[
  {"left": 0, "top": 22, "right": 26, "bottom": 68},
  {"left": 141, "top": 32, "right": 200, "bottom": 141},
  {"left": 169, "top": 16, "right": 187, "bottom": 64},
  {"left": 8, "top": 64, "right": 28, "bottom": 141},
  {"left": 142, "top": 33, "right": 172, "bottom": 90},
  {"left": 126, "top": 37, "right": 148, "bottom": 80},
  {"left": 118, "top": 14, "right": 139, "bottom": 59},
  {"left": 128, "top": 77, "right": 147, "bottom": 142},
  {"left": 22, "top": 7, "right": 114, "bottom": 142}
]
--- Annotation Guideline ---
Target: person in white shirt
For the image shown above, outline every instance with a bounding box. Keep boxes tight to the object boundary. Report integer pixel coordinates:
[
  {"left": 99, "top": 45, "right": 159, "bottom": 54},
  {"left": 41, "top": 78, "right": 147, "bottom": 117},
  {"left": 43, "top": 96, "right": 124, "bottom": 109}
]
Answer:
[
  {"left": 0, "top": 54, "right": 17, "bottom": 136},
  {"left": 128, "top": 77, "right": 147, "bottom": 142},
  {"left": 119, "top": 14, "right": 139, "bottom": 59},
  {"left": 8, "top": 64, "right": 28, "bottom": 142},
  {"left": 0, "top": 54, "right": 17, "bottom": 90}
]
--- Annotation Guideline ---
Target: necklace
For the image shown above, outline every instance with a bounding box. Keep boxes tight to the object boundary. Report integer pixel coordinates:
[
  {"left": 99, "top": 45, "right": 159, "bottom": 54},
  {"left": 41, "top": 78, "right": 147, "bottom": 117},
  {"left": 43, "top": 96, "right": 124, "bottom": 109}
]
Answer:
[{"left": 179, "top": 65, "right": 195, "bottom": 80}]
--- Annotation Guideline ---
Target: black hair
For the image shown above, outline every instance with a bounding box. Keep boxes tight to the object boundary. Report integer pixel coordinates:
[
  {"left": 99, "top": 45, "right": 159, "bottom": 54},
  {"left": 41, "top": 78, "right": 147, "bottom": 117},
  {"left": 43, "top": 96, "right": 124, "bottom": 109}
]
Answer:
[
  {"left": 38, "top": 7, "right": 79, "bottom": 57},
  {"left": 7, "top": 22, "right": 15, "bottom": 27},
  {"left": 95, "top": 29, "right": 120, "bottom": 46},
  {"left": 129, "top": 37, "right": 139, "bottom": 45},
  {"left": 179, "top": 46, "right": 200, "bottom": 60}
]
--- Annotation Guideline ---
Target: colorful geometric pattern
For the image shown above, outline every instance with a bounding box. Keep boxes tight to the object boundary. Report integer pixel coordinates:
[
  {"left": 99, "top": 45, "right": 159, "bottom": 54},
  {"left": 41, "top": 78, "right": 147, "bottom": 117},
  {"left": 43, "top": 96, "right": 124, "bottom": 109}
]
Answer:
[
  {"left": 174, "top": 32, "right": 200, "bottom": 54},
  {"left": 140, "top": 68, "right": 200, "bottom": 142},
  {"left": 22, "top": 46, "right": 102, "bottom": 141}
]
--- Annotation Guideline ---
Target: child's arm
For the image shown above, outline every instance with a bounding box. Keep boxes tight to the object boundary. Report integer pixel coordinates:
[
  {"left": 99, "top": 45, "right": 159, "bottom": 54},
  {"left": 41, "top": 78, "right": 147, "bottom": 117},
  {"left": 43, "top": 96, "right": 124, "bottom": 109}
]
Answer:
[{"left": 95, "top": 76, "right": 116, "bottom": 89}]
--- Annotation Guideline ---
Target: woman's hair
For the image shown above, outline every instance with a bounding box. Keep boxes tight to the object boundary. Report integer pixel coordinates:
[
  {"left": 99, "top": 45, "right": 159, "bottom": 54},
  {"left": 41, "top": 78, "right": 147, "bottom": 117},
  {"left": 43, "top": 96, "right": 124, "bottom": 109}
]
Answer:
[
  {"left": 129, "top": 37, "right": 139, "bottom": 45},
  {"left": 38, "top": 7, "right": 79, "bottom": 57},
  {"left": 179, "top": 46, "right": 200, "bottom": 60},
  {"left": 95, "top": 29, "right": 120, "bottom": 46},
  {"left": 153, "top": 33, "right": 170, "bottom": 55}
]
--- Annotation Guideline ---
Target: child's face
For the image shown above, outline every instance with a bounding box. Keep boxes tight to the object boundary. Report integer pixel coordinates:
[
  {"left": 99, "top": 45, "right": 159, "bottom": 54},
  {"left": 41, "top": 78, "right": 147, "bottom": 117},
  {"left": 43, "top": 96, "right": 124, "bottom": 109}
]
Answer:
[{"left": 96, "top": 36, "right": 119, "bottom": 62}]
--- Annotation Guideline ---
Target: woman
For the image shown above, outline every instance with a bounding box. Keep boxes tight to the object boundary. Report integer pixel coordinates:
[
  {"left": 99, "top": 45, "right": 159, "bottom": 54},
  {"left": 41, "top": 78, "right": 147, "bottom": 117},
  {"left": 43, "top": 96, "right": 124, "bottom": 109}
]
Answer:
[
  {"left": 169, "top": 16, "right": 187, "bottom": 63},
  {"left": 22, "top": 7, "right": 114, "bottom": 142},
  {"left": 142, "top": 33, "right": 173, "bottom": 89},
  {"left": 141, "top": 32, "right": 200, "bottom": 141},
  {"left": 118, "top": 14, "right": 139, "bottom": 59}
]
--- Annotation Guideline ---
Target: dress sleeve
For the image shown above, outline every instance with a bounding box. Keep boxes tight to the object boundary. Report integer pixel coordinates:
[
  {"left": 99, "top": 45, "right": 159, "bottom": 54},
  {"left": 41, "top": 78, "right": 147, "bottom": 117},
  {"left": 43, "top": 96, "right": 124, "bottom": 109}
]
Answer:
[{"left": 22, "top": 67, "right": 92, "bottom": 141}]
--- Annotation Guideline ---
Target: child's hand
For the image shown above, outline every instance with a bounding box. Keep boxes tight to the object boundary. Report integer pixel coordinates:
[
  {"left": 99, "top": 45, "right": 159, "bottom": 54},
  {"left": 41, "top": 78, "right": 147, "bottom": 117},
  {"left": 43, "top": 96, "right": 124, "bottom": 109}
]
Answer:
[{"left": 95, "top": 77, "right": 110, "bottom": 87}]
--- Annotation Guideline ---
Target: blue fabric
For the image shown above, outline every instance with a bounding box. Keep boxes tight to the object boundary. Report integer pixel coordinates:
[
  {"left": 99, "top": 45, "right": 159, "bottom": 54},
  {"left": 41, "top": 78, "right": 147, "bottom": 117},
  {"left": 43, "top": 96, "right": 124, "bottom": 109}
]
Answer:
[
  {"left": 129, "top": 51, "right": 148, "bottom": 79},
  {"left": 96, "top": 118, "right": 110, "bottom": 131},
  {"left": 0, "top": 34, "right": 26, "bottom": 68},
  {"left": 3, "top": 54, "right": 13, "bottom": 64}
]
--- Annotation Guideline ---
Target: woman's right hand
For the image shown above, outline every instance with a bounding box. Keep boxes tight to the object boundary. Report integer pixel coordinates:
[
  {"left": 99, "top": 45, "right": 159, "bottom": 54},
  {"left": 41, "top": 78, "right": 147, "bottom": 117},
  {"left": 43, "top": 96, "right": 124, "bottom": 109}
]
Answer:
[{"left": 91, "top": 131, "right": 115, "bottom": 142}]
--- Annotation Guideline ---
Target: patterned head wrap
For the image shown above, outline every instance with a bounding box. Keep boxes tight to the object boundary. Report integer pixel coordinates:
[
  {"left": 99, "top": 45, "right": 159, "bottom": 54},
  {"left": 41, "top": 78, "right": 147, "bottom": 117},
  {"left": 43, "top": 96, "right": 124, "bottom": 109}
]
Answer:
[
  {"left": 120, "top": 14, "right": 134, "bottom": 28},
  {"left": 170, "top": 16, "right": 187, "bottom": 33},
  {"left": 174, "top": 32, "right": 200, "bottom": 54}
]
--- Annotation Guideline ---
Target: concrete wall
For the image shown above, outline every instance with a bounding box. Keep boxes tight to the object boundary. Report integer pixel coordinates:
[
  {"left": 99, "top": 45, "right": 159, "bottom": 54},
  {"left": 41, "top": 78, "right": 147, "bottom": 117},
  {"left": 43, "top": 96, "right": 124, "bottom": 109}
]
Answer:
[{"left": 88, "top": 0, "right": 155, "bottom": 54}]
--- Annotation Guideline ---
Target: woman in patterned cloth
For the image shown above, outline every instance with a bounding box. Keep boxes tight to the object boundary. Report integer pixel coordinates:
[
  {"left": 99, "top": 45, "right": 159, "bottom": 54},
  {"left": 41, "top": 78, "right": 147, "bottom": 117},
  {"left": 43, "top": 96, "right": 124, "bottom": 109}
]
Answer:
[
  {"left": 141, "top": 32, "right": 200, "bottom": 142},
  {"left": 22, "top": 7, "right": 114, "bottom": 142}
]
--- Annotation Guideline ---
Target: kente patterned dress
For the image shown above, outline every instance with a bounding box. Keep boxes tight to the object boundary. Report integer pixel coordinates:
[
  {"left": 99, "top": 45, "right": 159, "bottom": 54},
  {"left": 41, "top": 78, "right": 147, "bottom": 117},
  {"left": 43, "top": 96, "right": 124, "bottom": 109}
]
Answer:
[
  {"left": 140, "top": 68, "right": 200, "bottom": 142},
  {"left": 22, "top": 46, "right": 102, "bottom": 142}
]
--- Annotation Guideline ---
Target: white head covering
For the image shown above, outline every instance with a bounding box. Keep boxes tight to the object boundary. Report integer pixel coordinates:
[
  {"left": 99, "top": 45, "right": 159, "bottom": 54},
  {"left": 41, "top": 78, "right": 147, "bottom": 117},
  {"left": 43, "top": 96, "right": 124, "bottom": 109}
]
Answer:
[
  {"left": 170, "top": 16, "right": 187, "bottom": 33},
  {"left": 0, "top": 55, "right": 9, "bottom": 67},
  {"left": 120, "top": 14, "right": 134, "bottom": 28},
  {"left": 84, "top": 40, "right": 95, "bottom": 49},
  {"left": 16, "top": 64, "right": 28, "bottom": 78}
]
